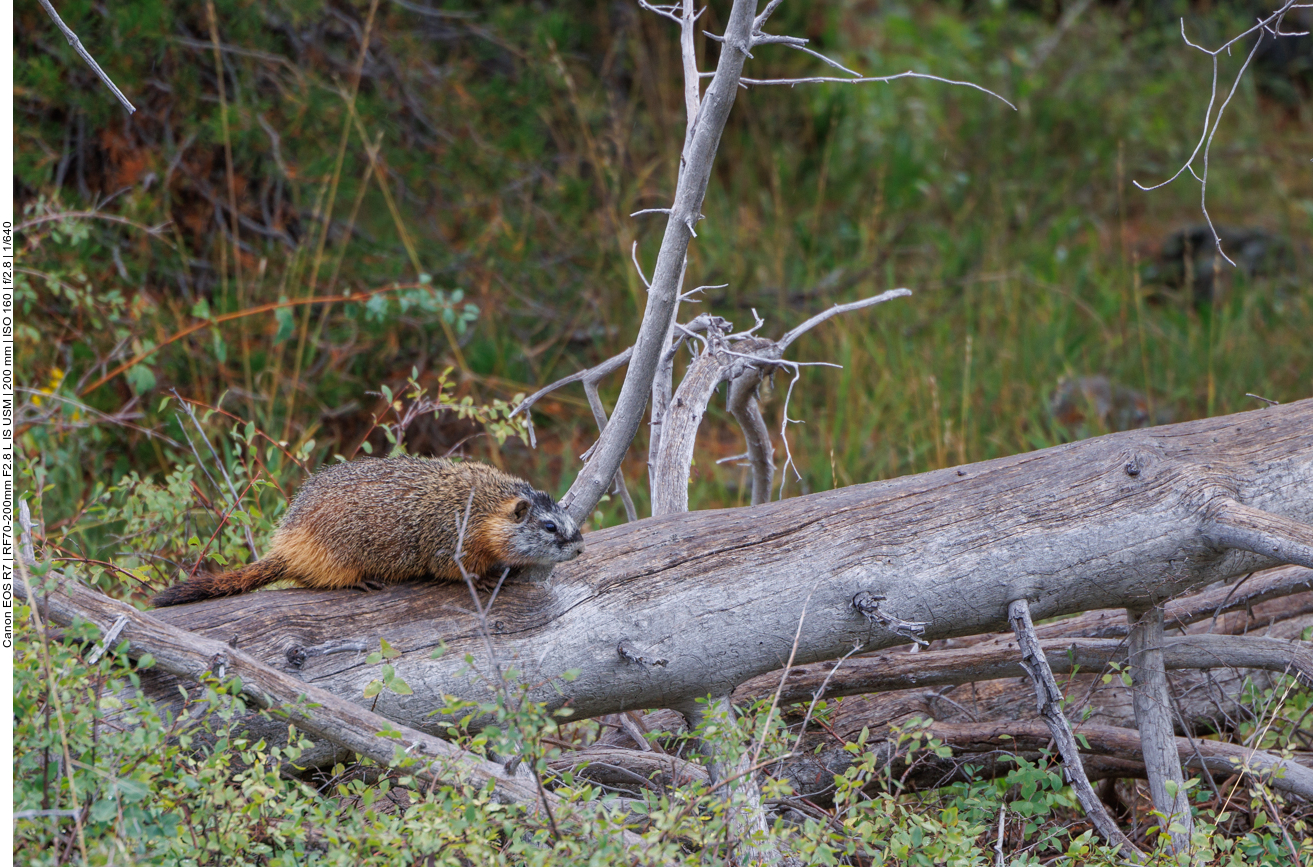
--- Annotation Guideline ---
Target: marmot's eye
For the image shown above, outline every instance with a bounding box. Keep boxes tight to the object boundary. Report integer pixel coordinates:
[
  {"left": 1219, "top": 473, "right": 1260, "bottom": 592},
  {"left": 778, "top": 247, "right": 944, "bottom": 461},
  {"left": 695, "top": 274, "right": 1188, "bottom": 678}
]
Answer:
[{"left": 542, "top": 520, "right": 558, "bottom": 534}]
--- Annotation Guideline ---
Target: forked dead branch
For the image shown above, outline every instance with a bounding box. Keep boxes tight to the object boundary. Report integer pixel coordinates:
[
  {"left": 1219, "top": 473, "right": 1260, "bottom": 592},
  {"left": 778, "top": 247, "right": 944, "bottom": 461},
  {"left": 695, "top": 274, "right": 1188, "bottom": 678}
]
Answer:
[{"left": 1133, "top": 0, "right": 1311, "bottom": 263}]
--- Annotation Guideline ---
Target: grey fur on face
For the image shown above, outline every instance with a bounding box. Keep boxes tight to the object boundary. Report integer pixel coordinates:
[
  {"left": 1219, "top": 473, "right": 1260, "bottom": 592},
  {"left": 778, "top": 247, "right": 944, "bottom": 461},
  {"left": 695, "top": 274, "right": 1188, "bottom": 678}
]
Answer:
[{"left": 511, "top": 491, "right": 584, "bottom": 564}]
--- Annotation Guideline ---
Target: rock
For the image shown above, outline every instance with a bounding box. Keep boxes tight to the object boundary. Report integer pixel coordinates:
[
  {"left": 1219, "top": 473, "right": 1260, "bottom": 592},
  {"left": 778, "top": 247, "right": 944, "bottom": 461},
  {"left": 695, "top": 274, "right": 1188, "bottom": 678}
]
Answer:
[
  {"left": 1144, "top": 225, "right": 1296, "bottom": 305},
  {"left": 1049, "top": 375, "right": 1170, "bottom": 438}
]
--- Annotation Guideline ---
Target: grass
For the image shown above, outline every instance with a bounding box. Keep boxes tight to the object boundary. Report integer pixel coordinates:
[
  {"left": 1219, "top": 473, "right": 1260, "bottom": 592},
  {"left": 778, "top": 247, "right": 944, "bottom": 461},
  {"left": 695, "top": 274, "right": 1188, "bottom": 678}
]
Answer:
[{"left": 13, "top": 0, "right": 1311, "bottom": 539}]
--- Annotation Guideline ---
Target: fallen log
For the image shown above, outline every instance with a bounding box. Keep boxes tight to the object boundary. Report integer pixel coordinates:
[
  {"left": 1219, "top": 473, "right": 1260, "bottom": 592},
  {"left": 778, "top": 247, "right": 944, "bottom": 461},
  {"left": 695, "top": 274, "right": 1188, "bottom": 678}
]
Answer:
[{"left": 129, "top": 400, "right": 1312, "bottom": 742}]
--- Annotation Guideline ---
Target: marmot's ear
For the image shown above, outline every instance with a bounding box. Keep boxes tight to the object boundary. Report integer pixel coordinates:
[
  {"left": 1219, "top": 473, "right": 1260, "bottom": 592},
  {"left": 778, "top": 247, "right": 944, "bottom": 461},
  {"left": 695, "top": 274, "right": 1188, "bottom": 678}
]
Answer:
[{"left": 512, "top": 498, "right": 531, "bottom": 523}]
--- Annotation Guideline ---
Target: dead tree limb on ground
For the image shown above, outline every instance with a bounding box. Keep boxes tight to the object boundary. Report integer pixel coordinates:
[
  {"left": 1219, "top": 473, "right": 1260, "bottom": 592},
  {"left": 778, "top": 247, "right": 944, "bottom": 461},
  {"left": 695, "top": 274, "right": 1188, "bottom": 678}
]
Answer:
[{"left": 122, "top": 400, "right": 1312, "bottom": 755}]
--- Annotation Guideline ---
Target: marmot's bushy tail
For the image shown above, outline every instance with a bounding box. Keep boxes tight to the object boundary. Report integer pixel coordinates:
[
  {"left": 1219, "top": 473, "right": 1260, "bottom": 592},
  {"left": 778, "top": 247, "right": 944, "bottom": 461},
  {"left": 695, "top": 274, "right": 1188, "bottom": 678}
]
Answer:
[{"left": 151, "top": 557, "right": 290, "bottom": 608}]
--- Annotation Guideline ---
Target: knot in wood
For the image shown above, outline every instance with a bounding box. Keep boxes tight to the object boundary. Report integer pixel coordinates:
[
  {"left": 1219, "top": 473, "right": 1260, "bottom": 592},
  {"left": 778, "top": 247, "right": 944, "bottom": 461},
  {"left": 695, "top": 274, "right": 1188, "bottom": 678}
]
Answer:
[
  {"left": 617, "top": 639, "right": 669, "bottom": 668},
  {"left": 285, "top": 645, "right": 308, "bottom": 670}
]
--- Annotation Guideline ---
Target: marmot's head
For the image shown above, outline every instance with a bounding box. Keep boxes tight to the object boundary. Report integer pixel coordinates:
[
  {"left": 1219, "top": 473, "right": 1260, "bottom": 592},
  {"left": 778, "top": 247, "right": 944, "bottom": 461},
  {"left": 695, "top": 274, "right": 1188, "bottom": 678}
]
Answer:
[{"left": 505, "top": 490, "right": 584, "bottom": 565}]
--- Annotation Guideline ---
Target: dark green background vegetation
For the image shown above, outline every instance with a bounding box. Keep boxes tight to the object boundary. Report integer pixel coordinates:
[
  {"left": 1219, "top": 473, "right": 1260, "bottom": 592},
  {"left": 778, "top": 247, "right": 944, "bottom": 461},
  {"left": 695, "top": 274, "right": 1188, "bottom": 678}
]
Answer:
[{"left": 16, "top": 0, "right": 1311, "bottom": 552}]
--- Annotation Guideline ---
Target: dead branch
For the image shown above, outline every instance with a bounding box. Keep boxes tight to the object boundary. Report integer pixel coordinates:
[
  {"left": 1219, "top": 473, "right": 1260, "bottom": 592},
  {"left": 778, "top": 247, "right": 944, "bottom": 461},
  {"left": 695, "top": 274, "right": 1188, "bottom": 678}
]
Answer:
[
  {"left": 775, "top": 291, "right": 911, "bottom": 351},
  {"left": 651, "top": 291, "right": 909, "bottom": 515},
  {"left": 813, "top": 606, "right": 1312, "bottom": 743},
  {"left": 1133, "top": 0, "right": 1308, "bottom": 263},
  {"left": 733, "top": 629, "right": 1313, "bottom": 706},
  {"left": 770, "top": 605, "right": 1312, "bottom": 803},
  {"left": 1161, "top": 564, "right": 1313, "bottom": 630},
  {"left": 561, "top": 0, "right": 761, "bottom": 522},
  {"left": 37, "top": 0, "right": 137, "bottom": 114},
  {"left": 512, "top": 348, "right": 633, "bottom": 444},
  {"left": 726, "top": 361, "right": 774, "bottom": 507},
  {"left": 1009, "top": 598, "right": 1141, "bottom": 858},
  {"left": 1127, "top": 606, "right": 1193, "bottom": 852}
]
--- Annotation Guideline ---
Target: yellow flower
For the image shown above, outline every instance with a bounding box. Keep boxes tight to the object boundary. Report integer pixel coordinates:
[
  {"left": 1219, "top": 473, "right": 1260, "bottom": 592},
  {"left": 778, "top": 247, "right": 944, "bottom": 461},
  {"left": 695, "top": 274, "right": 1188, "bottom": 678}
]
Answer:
[{"left": 31, "top": 367, "right": 66, "bottom": 407}]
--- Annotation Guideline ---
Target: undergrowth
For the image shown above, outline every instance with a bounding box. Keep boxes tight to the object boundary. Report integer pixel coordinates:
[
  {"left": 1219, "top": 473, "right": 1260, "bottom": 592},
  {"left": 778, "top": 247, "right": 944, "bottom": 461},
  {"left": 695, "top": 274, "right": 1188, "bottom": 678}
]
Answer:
[{"left": 13, "top": 561, "right": 1312, "bottom": 864}]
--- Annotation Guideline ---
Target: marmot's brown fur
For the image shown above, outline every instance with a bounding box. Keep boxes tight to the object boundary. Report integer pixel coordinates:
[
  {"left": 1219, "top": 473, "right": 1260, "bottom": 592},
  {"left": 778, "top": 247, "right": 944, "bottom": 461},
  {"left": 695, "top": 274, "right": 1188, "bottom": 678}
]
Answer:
[{"left": 151, "top": 457, "right": 583, "bottom": 607}]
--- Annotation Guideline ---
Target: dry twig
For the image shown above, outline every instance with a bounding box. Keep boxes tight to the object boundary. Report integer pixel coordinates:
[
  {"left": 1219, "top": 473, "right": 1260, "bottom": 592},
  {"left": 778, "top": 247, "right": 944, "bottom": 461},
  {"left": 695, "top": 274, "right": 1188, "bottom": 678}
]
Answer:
[{"left": 37, "top": 0, "right": 136, "bottom": 113}]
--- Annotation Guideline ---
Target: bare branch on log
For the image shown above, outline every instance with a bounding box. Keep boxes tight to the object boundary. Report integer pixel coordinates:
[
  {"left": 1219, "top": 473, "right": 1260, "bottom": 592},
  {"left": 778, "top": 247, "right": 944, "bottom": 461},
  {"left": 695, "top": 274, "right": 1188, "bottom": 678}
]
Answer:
[
  {"left": 713, "top": 289, "right": 910, "bottom": 507},
  {"left": 727, "top": 365, "right": 774, "bottom": 506},
  {"left": 1127, "top": 606, "right": 1193, "bottom": 852},
  {"left": 776, "top": 289, "right": 911, "bottom": 351},
  {"left": 646, "top": 256, "right": 691, "bottom": 498},
  {"left": 1168, "top": 565, "right": 1313, "bottom": 630},
  {"left": 652, "top": 292, "right": 908, "bottom": 514},
  {"left": 583, "top": 382, "right": 640, "bottom": 524},
  {"left": 652, "top": 322, "right": 737, "bottom": 517},
  {"left": 1009, "top": 598, "right": 1142, "bottom": 859},
  {"left": 561, "top": 0, "right": 761, "bottom": 522},
  {"left": 1207, "top": 499, "right": 1313, "bottom": 571},
  {"left": 510, "top": 348, "right": 632, "bottom": 446},
  {"left": 37, "top": 0, "right": 137, "bottom": 114},
  {"left": 508, "top": 348, "right": 639, "bottom": 521}
]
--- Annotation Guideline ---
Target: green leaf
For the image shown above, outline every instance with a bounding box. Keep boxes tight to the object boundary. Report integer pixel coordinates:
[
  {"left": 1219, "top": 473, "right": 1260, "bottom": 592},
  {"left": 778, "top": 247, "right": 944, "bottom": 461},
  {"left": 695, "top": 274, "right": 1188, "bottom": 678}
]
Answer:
[
  {"left": 89, "top": 798, "right": 118, "bottom": 823},
  {"left": 274, "top": 300, "right": 294, "bottom": 344},
  {"left": 124, "top": 364, "right": 156, "bottom": 395},
  {"left": 364, "top": 292, "right": 391, "bottom": 322}
]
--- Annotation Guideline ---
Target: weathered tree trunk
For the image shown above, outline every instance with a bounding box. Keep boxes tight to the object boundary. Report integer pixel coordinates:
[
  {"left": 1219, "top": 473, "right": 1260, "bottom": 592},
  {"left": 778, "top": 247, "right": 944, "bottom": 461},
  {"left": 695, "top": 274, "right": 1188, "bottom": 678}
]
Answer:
[{"left": 134, "top": 400, "right": 1313, "bottom": 745}]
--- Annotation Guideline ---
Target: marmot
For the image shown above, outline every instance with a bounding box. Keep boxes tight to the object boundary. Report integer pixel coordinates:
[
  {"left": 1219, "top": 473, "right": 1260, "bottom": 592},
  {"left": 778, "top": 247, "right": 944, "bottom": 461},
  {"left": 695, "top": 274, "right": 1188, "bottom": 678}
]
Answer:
[{"left": 151, "top": 456, "right": 584, "bottom": 607}]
